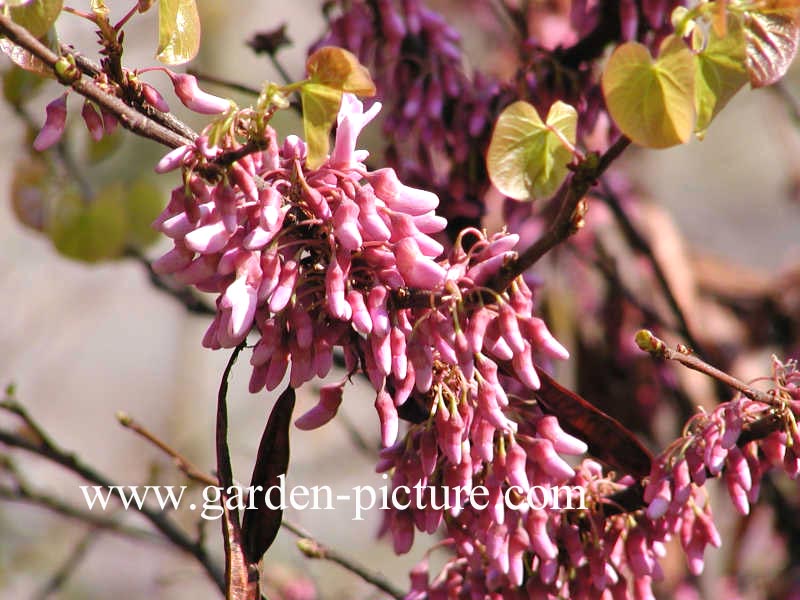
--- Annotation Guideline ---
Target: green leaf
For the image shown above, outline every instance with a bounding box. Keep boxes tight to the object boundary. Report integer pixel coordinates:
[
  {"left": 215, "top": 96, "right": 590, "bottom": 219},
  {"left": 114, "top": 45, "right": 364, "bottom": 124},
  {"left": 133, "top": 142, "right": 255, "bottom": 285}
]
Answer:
[
  {"left": 10, "top": 156, "right": 53, "bottom": 232},
  {"left": 741, "top": 0, "right": 800, "bottom": 88},
  {"left": 156, "top": 0, "right": 200, "bottom": 65},
  {"left": 86, "top": 128, "right": 124, "bottom": 163},
  {"left": 3, "top": 65, "right": 45, "bottom": 106},
  {"left": 486, "top": 100, "right": 577, "bottom": 201},
  {"left": 694, "top": 18, "right": 749, "bottom": 138},
  {"left": 306, "top": 46, "right": 376, "bottom": 96},
  {"left": 9, "top": 0, "right": 63, "bottom": 39},
  {"left": 48, "top": 184, "right": 127, "bottom": 262},
  {"left": 299, "top": 81, "right": 343, "bottom": 170},
  {"left": 602, "top": 35, "right": 696, "bottom": 149},
  {"left": 123, "top": 179, "right": 163, "bottom": 248}
]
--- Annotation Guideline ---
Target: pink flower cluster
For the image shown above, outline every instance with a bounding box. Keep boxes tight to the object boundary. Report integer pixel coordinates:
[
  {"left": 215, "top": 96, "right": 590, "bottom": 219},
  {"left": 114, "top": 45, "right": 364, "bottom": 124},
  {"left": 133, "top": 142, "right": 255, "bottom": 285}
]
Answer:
[{"left": 315, "top": 0, "right": 502, "bottom": 231}]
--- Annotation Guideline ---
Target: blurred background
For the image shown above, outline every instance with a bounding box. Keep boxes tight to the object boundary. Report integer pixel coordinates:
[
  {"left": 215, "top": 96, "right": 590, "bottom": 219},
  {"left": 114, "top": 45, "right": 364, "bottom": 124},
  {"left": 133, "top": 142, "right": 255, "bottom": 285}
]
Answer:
[{"left": 1, "top": 1, "right": 799, "bottom": 598}]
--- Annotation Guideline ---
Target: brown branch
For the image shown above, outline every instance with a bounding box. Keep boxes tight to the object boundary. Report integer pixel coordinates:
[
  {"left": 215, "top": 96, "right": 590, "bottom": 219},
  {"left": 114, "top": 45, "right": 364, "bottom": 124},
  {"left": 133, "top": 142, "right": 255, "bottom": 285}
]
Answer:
[
  {"left": 0, "top": 14, "right": 192, "bottom": 149},
  {"left": 0, "top": 483, "right": 159, "bottom": 542},
  {"left": 599, "top": 178, "right": 705, "bottom": 356},
  {"left": 0, "top": 405, "right": 225, "bottom": 592},
  {"left": 117, "top": 412, "right": 218, "bottom": 487},
  {"left": 215, "top": 343, "right": 253, "bottom": 600},
  {"left": 282, "top": 520, "right": 405, "bottom": 600},
  {"left": 33, "top": 529, "right": 99, "bottom": 600},
  {"left": 635, "top": 330, "right": 776, "bottom": 405}
]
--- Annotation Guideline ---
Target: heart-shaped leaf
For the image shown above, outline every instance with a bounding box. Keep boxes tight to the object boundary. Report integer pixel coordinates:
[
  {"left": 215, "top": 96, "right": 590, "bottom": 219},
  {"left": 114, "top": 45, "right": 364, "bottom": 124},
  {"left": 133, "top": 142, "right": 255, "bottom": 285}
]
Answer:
[
  {"left": 486, "top": 100, "right": 578, "bottom": 201},
  {"left": 694, "top": 18, "right": 749, "bottom": 138},
  {"left": 306, "top": 46, "right": 376, "bottom": 96},
  {"left": 124, "top": 179, "right": 163, "bottom": 248},
  {"left": 299, "top": 81, "right": 343, "bottom": 169},
  {"left": 48, "top": 184, "right": 127, "bottom": 262},
  {"left": 156, "top": 0, "right": 200, "bottom": 65},
  {"left": 602, "top": 35, "right": 696, "bottom": 148},
  {"left": 10, "top": 0, "right": 63, "bottom": 39},
  {"left": 742, "top": 0, "right": 800, "bottom": 87}
]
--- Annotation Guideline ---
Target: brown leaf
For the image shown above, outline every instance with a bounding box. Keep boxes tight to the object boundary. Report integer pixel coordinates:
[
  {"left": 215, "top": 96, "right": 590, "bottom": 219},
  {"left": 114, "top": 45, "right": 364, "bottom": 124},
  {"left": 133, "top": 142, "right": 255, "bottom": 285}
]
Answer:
[
  {"left": 535, "top": 368, "right": 653, "bottom": 478},
  {"left": 241, "top": 386, "right": 296, "bottom": 565}
]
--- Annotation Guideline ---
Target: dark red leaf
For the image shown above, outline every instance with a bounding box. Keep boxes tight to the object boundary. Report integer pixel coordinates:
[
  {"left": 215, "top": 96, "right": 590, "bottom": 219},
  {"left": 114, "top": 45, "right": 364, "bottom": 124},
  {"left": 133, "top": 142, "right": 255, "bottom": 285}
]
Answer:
[{"left": 241, "top": 386, "right": 296, "bottom": 565}]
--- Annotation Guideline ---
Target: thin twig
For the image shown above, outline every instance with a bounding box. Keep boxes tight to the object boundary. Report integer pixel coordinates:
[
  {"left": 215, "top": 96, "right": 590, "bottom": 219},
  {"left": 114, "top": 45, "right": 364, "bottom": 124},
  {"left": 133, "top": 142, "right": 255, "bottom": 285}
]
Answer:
[
  {"left": 599, "top": 178, "right": 705, "bottom": 356},
  {"left": 125, "top": 248, "right": 215, "bottom": 316},
  {"left": 187, "top": 70, "right": 261, "bottom": 97},
  {"left": 0, "top": 411, "right": 225, "bottom": 591},
  {"left": 635, "top": 330, "right": 776, "bottom": 405},
  {"left": 0, "top": 15, "right": 193, "bottom": 149},
  {"left": 33, "top": 529, "right": 99, "bottom": 600},
  {"left": 0, "top": 484, "right": 159, "bottom": 542},
  {"left": 117, "top": 412, "right": 218, "bottom": 487},
  {"left": 282, "top": 520, "right": 405, "bottom": 600}
]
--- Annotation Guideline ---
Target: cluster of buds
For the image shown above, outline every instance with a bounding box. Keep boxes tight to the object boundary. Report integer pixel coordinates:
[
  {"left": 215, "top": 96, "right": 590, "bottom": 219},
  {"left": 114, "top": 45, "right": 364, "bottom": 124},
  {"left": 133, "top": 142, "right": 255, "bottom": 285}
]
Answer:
[{"left": 403, "top": 458, "right": 718, "bottom": 599}]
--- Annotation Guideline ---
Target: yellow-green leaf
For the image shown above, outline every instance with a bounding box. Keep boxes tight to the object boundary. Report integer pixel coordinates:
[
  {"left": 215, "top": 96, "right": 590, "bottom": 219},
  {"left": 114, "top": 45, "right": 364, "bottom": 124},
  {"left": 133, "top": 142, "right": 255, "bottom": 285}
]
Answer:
[
  {"left": 602, "top": 35, "right": 696, "bottom": 148},
  {"left": 299, "top": 81, "right": 343, "bottom": 169},
  {"left": 486, "top": 100, "right": 578, "bottom": 201},
  {"left": 48, "top": 184, "right": 127, "bottom": 262},
  {"left": 694, "top": 18, "right": 748, "bottom": 138},
  {"left": 156, "top": 0, "right": 200, "bottom": 65},
  {"left": 3, "top": 65, "right": 45, "bottom": 106},
  {"left": 123, "top": 179, "right": 163, "bottom": 248},
  {"left": 86, "top": 128, "right": 123, "bottom": 163},
  {"left": 9, "top": 0, "right": 62, "bottom": 39},
  {"left": 10, "top": 156, "right": 53, "bottom": 231},
  {"left": 306, "top": 46, "right": 376, "bottom": 96},
  {"left": 742, "top": 0, "right": 800, "bottom": 88}
]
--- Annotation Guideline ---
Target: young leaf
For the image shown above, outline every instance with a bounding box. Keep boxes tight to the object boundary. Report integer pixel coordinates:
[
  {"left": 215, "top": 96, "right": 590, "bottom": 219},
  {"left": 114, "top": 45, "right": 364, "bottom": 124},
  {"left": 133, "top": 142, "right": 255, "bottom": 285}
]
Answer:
[
  {"left": 742, "top": 0, "right": 800, "bottom": 87},
  {"left": 124, "top": 179, "right": 163, "bottom": 248},
  {"left": 486, "top": 100, "right": 578, "bottom": 201},
  {"left": 9, "top": 0, "right": 63, "bottom": 39},
  {"left": 48, "top": 184, "right": 127, "bottom": 262},
  {"left": 602, "top": 35, "right": 696, "bottom": 148},
  {"left": 10, "top": 156, "right": 53, "bottom": 231},
  {"left": 3, "top": 65, "right": 45, "bottom": 107},
  {"left": 0, "top": 29, "right": 56, "bottom": 78},
  {"left": 694, "top": 18, "right": 749, "bottom": 138},
  {"left": 241, "top": 386, "right": 296, "bottom": 565},
  {"left": 306, "top": 46, "right": 376, "bottom": 96},
  {"left": 156, "top": 0, "right": 201, "bottom": 65},
  {"left": 300, "top": 81, "right": 343, "bottom": 169}
]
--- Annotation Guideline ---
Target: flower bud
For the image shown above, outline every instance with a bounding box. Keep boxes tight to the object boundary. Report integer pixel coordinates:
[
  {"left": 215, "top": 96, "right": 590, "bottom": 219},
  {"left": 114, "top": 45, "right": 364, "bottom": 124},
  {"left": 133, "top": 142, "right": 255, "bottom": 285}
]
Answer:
[{"left": 33, "top": 94, "right": 68, "bottom": 151}]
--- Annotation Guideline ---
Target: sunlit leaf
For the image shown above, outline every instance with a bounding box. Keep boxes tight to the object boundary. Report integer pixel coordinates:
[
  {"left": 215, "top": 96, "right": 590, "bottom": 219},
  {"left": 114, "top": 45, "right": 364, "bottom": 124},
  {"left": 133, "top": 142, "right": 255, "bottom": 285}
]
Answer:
[
  {"left": 90, "top": 0, "right": 109, "bottom": 18},
  {"left": 300, "top": 81, "right": 342, "bottom": 169},
  {"left": 694, "top": 18, "right": 748, "bottom": 138},
  {"left": 156, "top": 0, "right": 200, "bottom": 65},
  {"left": 602, "top": 35, "right": 696, "bottom": 148},
  {"left": 742, "top": 0, "right": 800, "bottom": 87},
  {"left": 0, "top": 34, "right": 55, "bottom": 78},
  {"left": 3, "top": 65, "right": 45, "bottom": 106},
  {"left": 486, "top": 100, "right": 577, "bottom": 201},
  {"left": 123, "top": 179, "right": 163, "bottom": 248},
  {"left": 9, "top": 0, "right": 63, "bottom": 39},
  {"left": 48, "top": 184, "right": 127, "bottom": 262},
  {"left": 306, "top": 46, "right": 376, "bottom": 96},
  {"left": 10, "top": 156, "right": 53, "bottom": 231}
]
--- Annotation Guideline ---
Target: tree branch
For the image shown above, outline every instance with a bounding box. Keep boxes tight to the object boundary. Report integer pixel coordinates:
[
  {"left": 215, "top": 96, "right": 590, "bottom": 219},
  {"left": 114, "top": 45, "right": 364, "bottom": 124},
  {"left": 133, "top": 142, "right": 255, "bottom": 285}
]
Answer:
[
  {"left": 0, "top": 401, "right": 225, "bottom": 592},
  {"left": 0, "top": 14, "right": 192, "bottom": 149},
  {"left": 283, "top": 520, "right": 405, "bottom": 600}
]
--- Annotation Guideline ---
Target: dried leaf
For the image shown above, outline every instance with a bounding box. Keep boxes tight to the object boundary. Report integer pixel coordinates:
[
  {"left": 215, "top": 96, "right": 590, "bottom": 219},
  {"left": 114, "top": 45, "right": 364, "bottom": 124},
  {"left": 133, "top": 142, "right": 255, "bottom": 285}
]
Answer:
[
  {"left": 241, "top": 386, "right": 296, "bottom": 565},
  {"left": 535, "top": 368, "right": 653, "bottom": 478}
]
